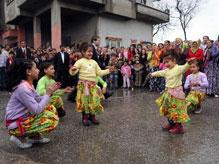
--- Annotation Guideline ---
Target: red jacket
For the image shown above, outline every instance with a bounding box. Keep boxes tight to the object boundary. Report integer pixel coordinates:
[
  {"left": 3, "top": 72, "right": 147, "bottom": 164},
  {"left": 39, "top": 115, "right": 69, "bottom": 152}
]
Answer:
[
  {"left": 187, "top": 48, "right": 204, "bottom": 61},
  {"left": 127, "top": 50, "right": 133, "bottom": 61},
  {"left": 186, "top": 48, "right": 204, "bottom": 77}
]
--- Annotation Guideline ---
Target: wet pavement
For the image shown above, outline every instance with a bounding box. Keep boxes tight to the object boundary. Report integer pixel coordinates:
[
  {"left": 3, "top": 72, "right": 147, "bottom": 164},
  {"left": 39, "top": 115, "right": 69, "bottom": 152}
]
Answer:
[{"left": 0, "top": 89, "right": 219, "bottom": 164}]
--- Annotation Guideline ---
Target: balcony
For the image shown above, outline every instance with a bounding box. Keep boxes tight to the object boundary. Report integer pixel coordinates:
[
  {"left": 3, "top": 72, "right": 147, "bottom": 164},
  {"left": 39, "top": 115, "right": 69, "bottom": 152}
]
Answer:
[
  {"left": 136, "top": 3, "right": 169, "bottom": 24},
  {"left": 89, "top": 0, "right": 106, "bottom": 5}
]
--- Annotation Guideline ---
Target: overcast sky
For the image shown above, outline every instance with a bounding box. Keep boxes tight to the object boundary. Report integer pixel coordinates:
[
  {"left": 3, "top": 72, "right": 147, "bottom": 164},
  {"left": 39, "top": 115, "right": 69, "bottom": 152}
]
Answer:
[{"left": 153, "top": 0, "right": 219, "bottom": 43}]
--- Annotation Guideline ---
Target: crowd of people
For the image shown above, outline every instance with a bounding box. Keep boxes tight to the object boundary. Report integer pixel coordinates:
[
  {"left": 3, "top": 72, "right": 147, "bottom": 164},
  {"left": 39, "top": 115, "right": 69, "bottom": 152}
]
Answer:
[
  {"left": 1, "top": 36, "right": 219, "bottom": 95},
  {"left": 1, "top": 34, "right": 219, "bottom": 149}
]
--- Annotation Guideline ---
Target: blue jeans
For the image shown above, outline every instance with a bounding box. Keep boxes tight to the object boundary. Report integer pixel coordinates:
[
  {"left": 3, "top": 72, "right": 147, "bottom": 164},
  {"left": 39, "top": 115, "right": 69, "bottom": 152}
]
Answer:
[{"left": 109, "top": 73, "right": 118, "bottom": 89}]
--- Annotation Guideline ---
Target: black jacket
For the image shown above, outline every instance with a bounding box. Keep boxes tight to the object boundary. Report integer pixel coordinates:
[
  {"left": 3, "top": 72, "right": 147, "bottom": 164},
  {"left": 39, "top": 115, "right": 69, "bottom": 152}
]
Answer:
[
  {"left": 53, "top": 52, "right": 70, "bottom": 72},
  {"left": 92, "top": 45, "right": 100, "bottom": 66},
  {"left": 16, "top": 47, "right": 32, "bottom": 59}
]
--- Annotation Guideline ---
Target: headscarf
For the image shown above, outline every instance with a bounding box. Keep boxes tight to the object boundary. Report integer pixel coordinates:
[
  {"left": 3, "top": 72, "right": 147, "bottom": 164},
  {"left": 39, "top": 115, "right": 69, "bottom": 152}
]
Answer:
[{"left": 191, "top": 41, "right": 199, "bottom": 53}]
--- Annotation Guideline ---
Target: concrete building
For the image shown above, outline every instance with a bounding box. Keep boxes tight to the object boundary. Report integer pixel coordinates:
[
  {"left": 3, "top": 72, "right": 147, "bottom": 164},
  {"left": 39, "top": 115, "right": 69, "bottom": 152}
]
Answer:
[{"left": 3, "top": 0, "right": 169, "bottom": 49}]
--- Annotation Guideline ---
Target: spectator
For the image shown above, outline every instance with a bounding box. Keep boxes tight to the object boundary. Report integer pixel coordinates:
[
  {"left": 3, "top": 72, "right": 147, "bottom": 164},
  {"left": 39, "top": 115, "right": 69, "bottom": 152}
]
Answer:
[
  {"left": 53, "top": 45, "right": 70, "bottom": 88},
  {"left": 16, "top": 41, "right": 32, "bottom": 59}
]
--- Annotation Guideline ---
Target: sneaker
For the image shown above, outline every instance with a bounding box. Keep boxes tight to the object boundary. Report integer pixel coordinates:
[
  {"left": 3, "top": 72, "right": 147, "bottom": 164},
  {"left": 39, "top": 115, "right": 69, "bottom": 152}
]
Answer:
[
  {"left": 10, "top": 135, "right": 33, "bottom": 149},
  {"left": 194, "top": 106, "right": 202, "bottom": 114},
  {"left": 27, "top": 137, "right": 50, "bottom": 144},
  {"left": 214, "top": 95, "right": 219, "bottom": 98}
]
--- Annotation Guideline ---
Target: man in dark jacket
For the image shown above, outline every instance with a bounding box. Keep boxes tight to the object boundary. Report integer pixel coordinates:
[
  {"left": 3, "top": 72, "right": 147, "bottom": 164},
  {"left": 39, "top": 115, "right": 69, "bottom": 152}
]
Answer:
[
  {"left": 16, "top": 41, "right": 32, "bottom": 59},
  {"left": 53, "top": 45, "right": 70, "bottom": 88},
  {"left": 91, "top": 35, "right": 101, "bottom": 66}
]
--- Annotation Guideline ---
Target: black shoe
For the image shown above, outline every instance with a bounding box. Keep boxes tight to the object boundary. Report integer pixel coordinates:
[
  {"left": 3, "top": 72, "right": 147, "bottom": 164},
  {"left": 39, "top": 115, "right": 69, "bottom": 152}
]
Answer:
[
  {"left": 57, "top": 108, "right": 66, "bottom": 117},
  {"left": 104, "top": 91, "right": 114, "bottom": 99}
]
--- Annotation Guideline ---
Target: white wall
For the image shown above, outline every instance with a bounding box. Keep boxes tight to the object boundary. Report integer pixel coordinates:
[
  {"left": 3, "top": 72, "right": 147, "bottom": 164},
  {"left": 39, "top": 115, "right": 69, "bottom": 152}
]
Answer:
[{"left": 97, "top": 16, "right": 153, "bottom": 47}]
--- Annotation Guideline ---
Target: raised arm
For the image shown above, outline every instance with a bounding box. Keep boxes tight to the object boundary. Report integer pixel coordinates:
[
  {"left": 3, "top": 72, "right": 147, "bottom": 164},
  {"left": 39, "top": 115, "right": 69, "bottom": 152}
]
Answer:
[
  {"left": 178, "top": 62, "right": 190, "bottom": 74},
  {"left": 96, "top": 62, "right": 110, "bottom": 77},
  {"left": 151, "top": 69, "right": 166, "bottom": 77},
  {"left": 69, "top": 60, "right": 81, "bottom": 76}
]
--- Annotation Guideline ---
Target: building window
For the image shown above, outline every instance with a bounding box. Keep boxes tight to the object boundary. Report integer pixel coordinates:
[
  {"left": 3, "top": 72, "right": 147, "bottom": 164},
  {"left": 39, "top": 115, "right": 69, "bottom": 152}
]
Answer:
[
  {"left": 130, "top": 39, "right": 137, "bottom": 45},
  {"left": 105, "top": 36, "right": 122, "bottom": 48},
  {"left": 6, "top": 0, "right": 15, "bottom": 6}
]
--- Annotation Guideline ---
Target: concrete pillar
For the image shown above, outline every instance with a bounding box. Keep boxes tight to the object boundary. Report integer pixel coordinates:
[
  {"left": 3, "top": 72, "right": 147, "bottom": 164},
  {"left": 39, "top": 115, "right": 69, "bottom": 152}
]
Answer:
[
  {"left": 51, "top": 0, "right": 61, "bottom": 50},
  {"left": 17, "top": 25, "right": 25, "bottom": 43},
  {"left": 33, "top": 16, "right": 41, "bottom": 49}
]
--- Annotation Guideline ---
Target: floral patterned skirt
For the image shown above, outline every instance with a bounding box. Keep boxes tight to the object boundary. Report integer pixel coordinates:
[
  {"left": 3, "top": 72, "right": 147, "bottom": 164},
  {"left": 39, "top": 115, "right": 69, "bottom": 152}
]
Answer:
[
  {"left": 8, "top": 105, "right": 59, "bottom": 137},
  {"left": 50, "top": 95, "right": 64, "bottom": 109},
  {"left": 76, "top": 80, "right": 104, "bottom": 115},
  {"left": 155, "top": 91, "right": 190, "bottom": 123},
  {"left": 186, "top": 91, "right": 205, "bottom": 111}
]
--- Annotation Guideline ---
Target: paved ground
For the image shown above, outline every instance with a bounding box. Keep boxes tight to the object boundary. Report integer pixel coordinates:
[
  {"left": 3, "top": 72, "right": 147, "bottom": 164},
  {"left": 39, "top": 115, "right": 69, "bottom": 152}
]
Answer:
[{"left": 0, "top": 89, "right": 218, "bottom": 164}]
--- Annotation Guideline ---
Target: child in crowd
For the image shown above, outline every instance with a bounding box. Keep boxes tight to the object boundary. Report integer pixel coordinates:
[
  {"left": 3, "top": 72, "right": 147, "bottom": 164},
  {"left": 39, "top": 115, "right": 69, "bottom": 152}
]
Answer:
[
  {"left": 108, "top": 52, "right": 119, "bottom": 89},
  {"left": 36, "top": 62, "right": 73, "bottom": 117},
  {"left": 121, "top": 60, "right": 132, "bottom": 89},
  {"left": 184, "top": 60, "right": 208, "bottom": 114},
  {"left": 5, "top": 59, "right": 60, "bottom": 149},
  {"left": 69, "top": 42, "right": 114, "bottom": 126},
  {"left": 133, "top": 59, "right": 144, "bottom": 87},
  {"left": 150, "top": 51, "right": 194, "bottom": 134}
]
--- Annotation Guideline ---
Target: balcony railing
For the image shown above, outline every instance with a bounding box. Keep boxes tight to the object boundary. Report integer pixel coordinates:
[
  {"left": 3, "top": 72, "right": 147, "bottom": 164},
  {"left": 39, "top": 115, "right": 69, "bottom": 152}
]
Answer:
[
  {"left": 135, "top": 0, "right": 147, "bottom": 5},
  {"left": 135, "top": 2, "right": 169, "bottom": 23}
]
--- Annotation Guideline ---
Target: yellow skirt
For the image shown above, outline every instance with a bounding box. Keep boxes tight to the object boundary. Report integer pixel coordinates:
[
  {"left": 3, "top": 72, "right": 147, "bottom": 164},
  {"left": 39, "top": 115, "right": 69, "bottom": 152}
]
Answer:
[{"left": 76, "top": 80, "right": 104, "bottom": 115}]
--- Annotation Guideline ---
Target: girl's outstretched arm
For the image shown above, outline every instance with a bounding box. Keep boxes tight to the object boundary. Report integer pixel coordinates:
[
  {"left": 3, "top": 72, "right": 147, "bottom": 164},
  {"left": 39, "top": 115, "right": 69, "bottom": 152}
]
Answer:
[{"left": 151, "top": 69, "right": 167, "bottom": 77}]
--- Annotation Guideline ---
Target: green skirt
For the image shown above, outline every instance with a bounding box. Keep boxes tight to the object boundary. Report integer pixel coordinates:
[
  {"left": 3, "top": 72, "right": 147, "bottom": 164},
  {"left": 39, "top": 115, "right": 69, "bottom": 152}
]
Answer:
[
  {"left": 186, "top": 90, "right": 205, "bottom": 111},
  {"left": 156, "top": 91, "right": 190, "bottom": 123},
  {"left": 76, "top": 80, "right": 104, "bottom": 115}
]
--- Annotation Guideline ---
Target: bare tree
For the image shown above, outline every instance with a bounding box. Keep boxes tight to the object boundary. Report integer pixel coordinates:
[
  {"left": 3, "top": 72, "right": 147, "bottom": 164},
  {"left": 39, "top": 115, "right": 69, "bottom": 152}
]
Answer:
[
  {"left": 152, "top": 1, "right": 173, "bottom": 38},
  {"left": 175, "top": 0, "right": 201, "bottom": 40},
  {"left": 153, "top": 23, "right": 171, "bottom": 37}
]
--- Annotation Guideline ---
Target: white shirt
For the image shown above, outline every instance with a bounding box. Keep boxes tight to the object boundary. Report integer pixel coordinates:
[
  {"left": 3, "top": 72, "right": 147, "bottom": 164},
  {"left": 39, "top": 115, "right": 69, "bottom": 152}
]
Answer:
[
  {"left": 22, "top": 48, "right": 26, "bottom": 54},
  {"left": 2, "top": 49, "right": 9, "bottom": 57},
  {"left": 61, "top": 52, "right": 64, "bottom": 63},
  {"left": 200, "top": 44, "right": 207, "bottom": 51}
]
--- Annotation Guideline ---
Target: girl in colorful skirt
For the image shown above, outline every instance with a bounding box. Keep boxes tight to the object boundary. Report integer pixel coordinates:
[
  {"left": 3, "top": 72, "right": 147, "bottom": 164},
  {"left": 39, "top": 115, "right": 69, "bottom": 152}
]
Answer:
[
  {"left": 69, "top": 42, "right": 114, "bottom": 126},
  {"left": 36, "top": 62, "right": 73, "bottom": 117},
  {"left": 150, "top": 52, "right": 194, "bottom": 134},
  {"left": 184, "top": 60, "right": 208, "bottom": 114},
  {"left": 5, "top": 59, "right": 60, "bottom": 149}
]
